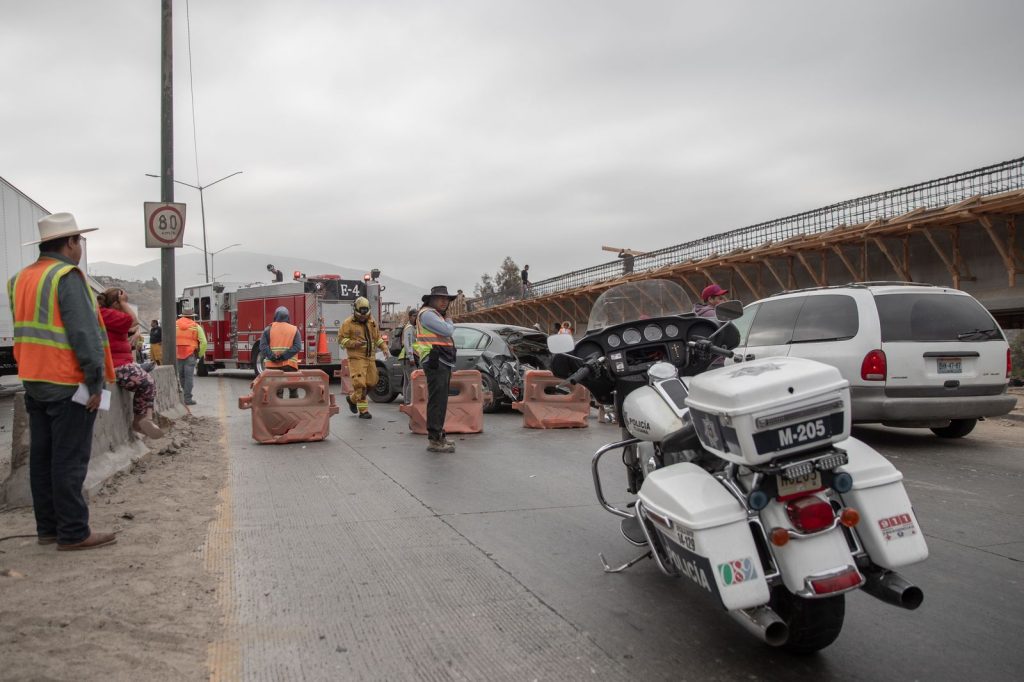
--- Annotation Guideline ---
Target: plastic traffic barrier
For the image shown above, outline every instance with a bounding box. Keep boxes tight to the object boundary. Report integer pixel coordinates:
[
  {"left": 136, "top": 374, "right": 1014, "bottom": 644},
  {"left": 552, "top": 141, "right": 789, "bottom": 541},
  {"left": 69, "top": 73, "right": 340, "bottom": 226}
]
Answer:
[
  {"left": 238, "top": 369, "right": 339, "bottom": 444},
  {"left": 512, "top": 369, "right": 590, "bottom": 429},
  {"left": 333, "top": 359, "right": 354, "bottom": 396},
  {"left": 399, "top": 369, "right": 484, "bottom": 434}
]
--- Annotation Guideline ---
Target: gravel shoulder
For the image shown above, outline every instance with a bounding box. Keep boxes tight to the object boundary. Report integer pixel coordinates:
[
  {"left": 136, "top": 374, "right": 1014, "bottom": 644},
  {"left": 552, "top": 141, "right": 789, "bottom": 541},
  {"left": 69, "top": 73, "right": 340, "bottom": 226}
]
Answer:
[{"left": 0, "top": 414, "right": 226, "bottom": 681}]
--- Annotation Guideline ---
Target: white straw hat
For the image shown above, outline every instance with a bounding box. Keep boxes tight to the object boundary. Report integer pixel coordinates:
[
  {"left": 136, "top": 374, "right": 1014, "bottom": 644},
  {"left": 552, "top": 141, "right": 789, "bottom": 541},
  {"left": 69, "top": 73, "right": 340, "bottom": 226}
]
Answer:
[{"left": 24, "top": 212, "right": 99, "bottom": 246}]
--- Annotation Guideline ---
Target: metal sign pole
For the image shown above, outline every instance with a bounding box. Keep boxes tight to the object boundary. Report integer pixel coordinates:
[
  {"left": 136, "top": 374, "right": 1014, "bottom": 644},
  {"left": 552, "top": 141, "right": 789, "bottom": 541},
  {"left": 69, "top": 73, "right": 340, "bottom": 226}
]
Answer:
[{"left": 160, "top": 0, "right": 176, "bottom": 367}]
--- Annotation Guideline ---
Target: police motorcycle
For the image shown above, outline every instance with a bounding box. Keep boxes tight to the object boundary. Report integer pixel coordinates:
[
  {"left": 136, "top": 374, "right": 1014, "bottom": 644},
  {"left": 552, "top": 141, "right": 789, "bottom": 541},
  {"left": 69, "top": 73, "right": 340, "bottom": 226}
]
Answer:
[{"left": 549, "top": 279, "right": 928, "bottom": 653}]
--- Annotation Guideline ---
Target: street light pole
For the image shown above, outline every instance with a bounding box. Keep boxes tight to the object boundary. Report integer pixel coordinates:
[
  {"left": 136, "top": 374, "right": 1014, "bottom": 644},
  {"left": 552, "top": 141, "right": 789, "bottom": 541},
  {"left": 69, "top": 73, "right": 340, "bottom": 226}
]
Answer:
[
  {"left": 146, "top": 171, "right": 243, "bottom": 283},
  {"left": 184, "top": 242, "right": 241, "bottom": 282}
]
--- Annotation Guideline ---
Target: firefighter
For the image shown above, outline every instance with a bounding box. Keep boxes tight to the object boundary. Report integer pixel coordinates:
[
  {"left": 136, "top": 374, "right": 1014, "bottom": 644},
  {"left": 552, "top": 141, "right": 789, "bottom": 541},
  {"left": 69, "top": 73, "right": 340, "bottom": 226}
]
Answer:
[{"left": 338, "top": 296, "right": 388, "bottom": 419}]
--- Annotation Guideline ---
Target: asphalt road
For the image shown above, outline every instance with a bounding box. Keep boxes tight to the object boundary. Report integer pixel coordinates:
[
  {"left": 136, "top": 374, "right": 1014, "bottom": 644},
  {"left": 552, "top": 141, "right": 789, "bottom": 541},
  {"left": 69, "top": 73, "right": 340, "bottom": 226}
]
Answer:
[{"left": 198, "top": 371, "right": 1023, "bottom": 681}]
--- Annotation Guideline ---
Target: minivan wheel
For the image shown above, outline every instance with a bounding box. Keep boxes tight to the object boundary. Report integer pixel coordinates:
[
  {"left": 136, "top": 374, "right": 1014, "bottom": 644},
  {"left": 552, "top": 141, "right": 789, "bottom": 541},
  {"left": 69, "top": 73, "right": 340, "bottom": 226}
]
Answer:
[{"left": 930, "top": 418, "right": 978, "bottom": 439}]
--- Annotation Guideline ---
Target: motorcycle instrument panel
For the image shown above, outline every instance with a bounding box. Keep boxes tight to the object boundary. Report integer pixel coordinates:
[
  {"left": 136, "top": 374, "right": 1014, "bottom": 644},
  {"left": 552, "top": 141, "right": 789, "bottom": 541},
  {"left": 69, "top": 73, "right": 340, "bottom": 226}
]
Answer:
[{"left": 595, "top": 317, "right": 717, "bottom": 376}]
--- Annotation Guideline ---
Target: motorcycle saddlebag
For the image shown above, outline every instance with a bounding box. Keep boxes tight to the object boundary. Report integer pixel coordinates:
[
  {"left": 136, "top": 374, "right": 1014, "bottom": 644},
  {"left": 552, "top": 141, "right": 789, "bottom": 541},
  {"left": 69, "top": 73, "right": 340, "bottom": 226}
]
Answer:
[
  {"left": 836, "top": 439, "right": 929, "bottom": 569},
  {"left": 638, "top": 463, "right": 770, "bottom": 611},
  {"left": 685, "top": 357, "right": 851, "bottom": 466}
]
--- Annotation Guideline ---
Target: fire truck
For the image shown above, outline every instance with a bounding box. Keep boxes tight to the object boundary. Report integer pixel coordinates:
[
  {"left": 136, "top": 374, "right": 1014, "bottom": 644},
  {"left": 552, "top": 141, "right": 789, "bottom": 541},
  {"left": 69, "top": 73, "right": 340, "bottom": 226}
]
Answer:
[{"left": 178, "top": 266, "right": 383, "bottom": 376}]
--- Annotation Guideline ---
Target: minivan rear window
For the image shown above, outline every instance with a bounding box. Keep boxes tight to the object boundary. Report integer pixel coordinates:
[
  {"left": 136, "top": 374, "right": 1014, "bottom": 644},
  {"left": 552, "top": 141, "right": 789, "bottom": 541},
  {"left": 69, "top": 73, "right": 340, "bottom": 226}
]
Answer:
[{"left": 875, "top": 293, "right": 1002, "bottom": 342}]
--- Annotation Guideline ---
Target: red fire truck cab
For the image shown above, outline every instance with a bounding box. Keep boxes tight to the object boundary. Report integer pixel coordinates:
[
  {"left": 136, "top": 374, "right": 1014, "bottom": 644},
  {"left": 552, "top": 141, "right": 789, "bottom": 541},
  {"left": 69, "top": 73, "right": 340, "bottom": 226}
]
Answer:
[{"left": 178, "top": 267, "right": 383, "bottom": 376}]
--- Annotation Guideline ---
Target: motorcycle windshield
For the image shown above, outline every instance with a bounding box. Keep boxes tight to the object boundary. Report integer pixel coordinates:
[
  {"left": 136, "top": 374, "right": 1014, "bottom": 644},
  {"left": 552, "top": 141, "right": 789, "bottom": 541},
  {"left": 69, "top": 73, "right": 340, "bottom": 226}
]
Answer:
[{"left": 586, "top": 280, "right": 693, "bottom": 332}]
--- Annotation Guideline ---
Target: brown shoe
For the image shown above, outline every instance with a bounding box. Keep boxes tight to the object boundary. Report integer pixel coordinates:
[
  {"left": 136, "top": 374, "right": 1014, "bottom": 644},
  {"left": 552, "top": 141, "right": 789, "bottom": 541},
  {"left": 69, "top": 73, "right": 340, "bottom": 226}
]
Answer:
[
  {"left": 132, "top": 417, "right": 165, "bottom": 439},
  {"left": 427, "top": 439, "right": 455, "bottom": 453},
  {"left": 38, "top": 535, "right": 57, "bottom": 545},
  {"left": 57, "top": 531, "right": 117, "bottom": 551}
]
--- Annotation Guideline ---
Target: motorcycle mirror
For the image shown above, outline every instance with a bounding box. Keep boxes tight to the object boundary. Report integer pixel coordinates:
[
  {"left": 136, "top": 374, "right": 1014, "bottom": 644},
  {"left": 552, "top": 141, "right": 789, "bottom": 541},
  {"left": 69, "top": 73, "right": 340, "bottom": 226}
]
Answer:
[
  {"left": 547, "top": 333, "right": 575, "bottom": 354},
  {"left": 714, "top": 300, "right": 744, "bottom": 321}
]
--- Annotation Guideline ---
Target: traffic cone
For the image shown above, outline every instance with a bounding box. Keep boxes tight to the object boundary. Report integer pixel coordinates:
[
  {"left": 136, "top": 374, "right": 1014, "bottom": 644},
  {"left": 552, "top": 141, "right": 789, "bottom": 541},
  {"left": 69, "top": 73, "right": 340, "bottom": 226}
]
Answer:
[{"left": 316, "top": 328, "right": 331, "bottom": 363}]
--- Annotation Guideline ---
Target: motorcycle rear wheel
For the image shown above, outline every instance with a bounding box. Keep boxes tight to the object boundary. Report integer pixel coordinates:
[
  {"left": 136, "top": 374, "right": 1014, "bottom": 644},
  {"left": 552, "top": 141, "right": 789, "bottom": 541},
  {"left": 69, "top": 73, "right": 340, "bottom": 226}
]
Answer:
[{"left": 770, "top": 587, "right": 845, "bottom": 654}]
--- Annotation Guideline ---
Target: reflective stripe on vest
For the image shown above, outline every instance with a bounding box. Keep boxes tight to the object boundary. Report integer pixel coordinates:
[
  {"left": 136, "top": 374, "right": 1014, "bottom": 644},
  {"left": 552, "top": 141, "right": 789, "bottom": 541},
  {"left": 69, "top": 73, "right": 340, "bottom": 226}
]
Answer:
[
  {"left": 10, "top": 258, "right": 116, "bottom": 385},
  {"left": 264, "top": 321, "right": 299, "bottom": 369},
  {"left": 413, "top": 308, "right": 454, "bottom": 359}
]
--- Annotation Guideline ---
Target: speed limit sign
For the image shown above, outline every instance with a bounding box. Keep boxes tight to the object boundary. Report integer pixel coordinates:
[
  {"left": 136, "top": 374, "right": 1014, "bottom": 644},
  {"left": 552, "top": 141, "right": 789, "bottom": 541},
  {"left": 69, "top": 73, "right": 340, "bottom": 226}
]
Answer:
[{"left": 144, "top": 201, "right": 187, "bottom": 248}]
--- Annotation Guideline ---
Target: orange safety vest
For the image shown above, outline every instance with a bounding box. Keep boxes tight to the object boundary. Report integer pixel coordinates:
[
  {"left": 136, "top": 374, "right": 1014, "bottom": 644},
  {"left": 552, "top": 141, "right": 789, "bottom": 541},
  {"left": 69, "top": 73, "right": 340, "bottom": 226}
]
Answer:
[
  {"left": 264, "top": 321, "right": 300, "bottom": 369},
  {"left": 8, "top": 258, "right": 115, "bottom": 385},
  {"left": 176, "top": 317, "right": 201, "bottom": 360},
  {"left": 413, "top": 306, "right": 455, "bottom": 359}
]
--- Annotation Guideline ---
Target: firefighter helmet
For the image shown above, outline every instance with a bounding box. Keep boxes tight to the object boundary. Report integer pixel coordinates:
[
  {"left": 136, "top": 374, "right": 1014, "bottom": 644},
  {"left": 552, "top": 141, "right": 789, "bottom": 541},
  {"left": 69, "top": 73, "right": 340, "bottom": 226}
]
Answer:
[{"left": 354, "top": 296, "right": 371, "bottom": 316}]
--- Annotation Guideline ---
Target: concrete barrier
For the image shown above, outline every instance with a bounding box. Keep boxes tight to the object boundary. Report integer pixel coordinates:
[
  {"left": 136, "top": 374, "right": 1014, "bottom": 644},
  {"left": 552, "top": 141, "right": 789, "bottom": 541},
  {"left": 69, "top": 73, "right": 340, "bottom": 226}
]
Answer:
[
  {"left": 0, "top": 366, "right": 186, "bottom": 509},
  {"left": 152, "top": 365, "right": 188, "bottom": 420}
]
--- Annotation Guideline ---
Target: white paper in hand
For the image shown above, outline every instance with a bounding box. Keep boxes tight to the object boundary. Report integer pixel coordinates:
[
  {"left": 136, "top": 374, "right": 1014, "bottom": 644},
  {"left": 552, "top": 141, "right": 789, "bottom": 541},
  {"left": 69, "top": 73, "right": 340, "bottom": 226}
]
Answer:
[{"left": 71, "top": 384, "right": 111, "bottom": 411}]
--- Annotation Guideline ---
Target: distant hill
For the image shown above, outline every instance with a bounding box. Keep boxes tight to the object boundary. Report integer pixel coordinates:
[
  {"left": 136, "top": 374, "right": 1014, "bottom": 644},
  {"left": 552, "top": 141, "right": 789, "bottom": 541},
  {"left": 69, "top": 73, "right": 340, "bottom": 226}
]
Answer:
[{"left": 89, "top": 251, "right": 426, "bottom": 313}]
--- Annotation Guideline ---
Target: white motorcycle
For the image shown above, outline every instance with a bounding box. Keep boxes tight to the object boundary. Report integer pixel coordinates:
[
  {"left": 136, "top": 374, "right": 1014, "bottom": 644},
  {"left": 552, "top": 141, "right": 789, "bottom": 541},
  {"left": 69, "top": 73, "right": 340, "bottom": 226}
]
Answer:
[{"left": 549, "top": 280, "right": 927, "bottom": 653}]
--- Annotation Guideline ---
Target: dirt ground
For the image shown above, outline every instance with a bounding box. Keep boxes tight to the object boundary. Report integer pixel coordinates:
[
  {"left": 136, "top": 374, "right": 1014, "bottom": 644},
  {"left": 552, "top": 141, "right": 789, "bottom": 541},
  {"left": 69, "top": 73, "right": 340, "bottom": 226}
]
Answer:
[{"left": 0, "top": 414, "right": 226, "bottom": 682}]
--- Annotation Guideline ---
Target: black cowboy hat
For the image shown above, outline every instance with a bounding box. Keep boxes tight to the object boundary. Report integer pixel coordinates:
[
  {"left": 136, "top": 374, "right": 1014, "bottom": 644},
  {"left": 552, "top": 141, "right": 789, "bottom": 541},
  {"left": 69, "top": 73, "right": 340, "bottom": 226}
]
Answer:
[{"left": 421, "top": 285, "right": 458, "bottom": 303}]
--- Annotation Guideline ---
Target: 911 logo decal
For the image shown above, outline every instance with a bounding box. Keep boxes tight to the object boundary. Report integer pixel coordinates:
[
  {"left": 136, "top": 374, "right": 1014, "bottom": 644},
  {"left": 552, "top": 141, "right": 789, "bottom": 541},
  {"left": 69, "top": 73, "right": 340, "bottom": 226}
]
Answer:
[
  {"left": 717, "top": 557, "right": 758, "bottom": 586},
  {"left": 878, "top": 513, "right": 917, "bottom": 540}
]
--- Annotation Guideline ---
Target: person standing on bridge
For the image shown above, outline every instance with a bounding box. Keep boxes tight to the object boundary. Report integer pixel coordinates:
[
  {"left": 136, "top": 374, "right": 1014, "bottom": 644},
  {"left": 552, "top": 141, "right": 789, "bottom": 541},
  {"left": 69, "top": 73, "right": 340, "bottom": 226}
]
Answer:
[
  {"left": 520, "top": 264, "right": 531, "bottom": 298},
  {"left": 339, "top": 296, "right": 388, "bottom": 419},
  {"left": 414, "top": 286, "right": 458, "bottom": 453},
  {"left": 10, "top": 212, "right": 118, "bottom": 550}
]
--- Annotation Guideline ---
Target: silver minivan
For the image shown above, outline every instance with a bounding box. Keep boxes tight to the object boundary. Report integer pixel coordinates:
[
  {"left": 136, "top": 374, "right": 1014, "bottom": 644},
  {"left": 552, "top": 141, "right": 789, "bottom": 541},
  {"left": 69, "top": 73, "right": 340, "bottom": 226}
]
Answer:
[{"left": 729, "top": 283, "right": 1014, "bottom": 438}]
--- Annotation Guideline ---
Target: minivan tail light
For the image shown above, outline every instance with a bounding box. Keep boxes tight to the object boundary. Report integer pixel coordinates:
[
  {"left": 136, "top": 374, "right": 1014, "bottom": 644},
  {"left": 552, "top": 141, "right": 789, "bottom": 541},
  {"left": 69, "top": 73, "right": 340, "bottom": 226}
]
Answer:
[{"left": 861, "top": 349, "right": 886, "bottom": 381}]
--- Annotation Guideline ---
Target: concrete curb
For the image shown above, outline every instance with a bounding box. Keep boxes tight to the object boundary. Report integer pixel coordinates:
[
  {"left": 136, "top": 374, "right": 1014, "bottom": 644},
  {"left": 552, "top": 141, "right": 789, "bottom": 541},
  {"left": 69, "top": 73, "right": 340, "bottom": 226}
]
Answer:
[{"left": 0, "top": 367, "right": 187, "bottom": 509}]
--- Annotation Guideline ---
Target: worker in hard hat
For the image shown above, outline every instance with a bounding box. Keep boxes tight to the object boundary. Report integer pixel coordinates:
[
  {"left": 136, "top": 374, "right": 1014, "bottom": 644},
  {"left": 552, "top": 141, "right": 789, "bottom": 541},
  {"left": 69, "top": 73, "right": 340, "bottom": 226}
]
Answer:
[{"left": 338, "top": 296, "right": 388, "bottom": 419}]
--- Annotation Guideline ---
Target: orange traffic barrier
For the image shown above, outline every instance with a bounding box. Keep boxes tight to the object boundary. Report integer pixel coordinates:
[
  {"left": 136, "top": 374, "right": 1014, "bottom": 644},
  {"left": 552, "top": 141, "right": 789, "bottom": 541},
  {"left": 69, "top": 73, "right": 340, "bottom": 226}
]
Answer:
[
  {"left": 333, "top": 359, "right": 354, "bottom": 396},
  {"left": 512, "top": 369, "right": 590, "bottom": 429},
  {"left": 238, "top": 369, "right": 339, "bottom": 444},
  {"left": 399, "top": 369, "right": 484, "bottom": 434},
  {"left": 316, "top": 329, "right": 331, "bottom": 363}
]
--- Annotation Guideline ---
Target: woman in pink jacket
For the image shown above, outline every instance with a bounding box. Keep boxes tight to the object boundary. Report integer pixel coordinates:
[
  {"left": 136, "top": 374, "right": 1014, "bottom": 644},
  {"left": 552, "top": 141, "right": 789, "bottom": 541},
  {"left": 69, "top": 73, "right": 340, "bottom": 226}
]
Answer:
[{"left": 97, "top": 288, "right": 164, "bottom": 439}]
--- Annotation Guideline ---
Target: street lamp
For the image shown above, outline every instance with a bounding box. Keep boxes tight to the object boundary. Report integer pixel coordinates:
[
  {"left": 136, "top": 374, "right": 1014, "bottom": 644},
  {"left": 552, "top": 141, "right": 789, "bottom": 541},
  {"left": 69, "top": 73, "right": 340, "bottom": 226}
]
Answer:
[
  {"left": 145, "top": 171, "right": 243, "bottom": 282},
  {"left": 184, "top": 242, "right": 241, "bottom": 282}
]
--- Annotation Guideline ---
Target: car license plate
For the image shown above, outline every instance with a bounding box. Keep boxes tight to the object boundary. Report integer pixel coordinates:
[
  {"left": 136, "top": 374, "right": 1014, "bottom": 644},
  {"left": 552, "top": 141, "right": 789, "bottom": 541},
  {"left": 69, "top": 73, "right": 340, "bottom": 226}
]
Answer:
[
  {"left": 937, "top": 358, "right": 962, "bottom": 374},
  {"left": 777, "top": 470, "right": 823, "bottom": 498}
]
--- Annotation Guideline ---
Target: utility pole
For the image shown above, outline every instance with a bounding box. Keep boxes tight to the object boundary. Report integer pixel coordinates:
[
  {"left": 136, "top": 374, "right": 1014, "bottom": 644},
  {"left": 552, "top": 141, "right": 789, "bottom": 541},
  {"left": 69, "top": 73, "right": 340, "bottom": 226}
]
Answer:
[{"left": 160, "top": 0, "right": 176, "bottom": 367}]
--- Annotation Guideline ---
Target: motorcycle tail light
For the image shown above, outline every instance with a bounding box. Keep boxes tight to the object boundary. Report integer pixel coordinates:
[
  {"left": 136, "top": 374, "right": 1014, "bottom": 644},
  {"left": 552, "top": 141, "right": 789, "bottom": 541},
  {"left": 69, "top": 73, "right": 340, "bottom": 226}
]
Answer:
[
  {"left": 785, "top": 496, "right": 835, "bottom": 533},
  {"left": 860, "top": 349, "right": 886, "bottom": 381},
  {"left": 809, "top": 566, "right": 863, "bottom": 595}
]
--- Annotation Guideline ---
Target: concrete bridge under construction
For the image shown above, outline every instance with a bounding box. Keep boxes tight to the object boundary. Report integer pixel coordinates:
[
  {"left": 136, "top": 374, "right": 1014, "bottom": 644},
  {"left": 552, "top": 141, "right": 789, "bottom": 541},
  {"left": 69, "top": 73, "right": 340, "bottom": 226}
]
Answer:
[{"left": 454, "top": 157, "right": 1024, "bottom": 332}]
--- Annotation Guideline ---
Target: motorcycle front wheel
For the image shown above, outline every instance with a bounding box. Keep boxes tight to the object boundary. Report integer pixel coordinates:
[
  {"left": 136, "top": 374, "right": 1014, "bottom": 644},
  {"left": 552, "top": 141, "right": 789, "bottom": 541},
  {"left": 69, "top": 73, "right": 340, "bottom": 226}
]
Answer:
[{"left": 770, "top": 587, "right": 845, "bottom": 654}]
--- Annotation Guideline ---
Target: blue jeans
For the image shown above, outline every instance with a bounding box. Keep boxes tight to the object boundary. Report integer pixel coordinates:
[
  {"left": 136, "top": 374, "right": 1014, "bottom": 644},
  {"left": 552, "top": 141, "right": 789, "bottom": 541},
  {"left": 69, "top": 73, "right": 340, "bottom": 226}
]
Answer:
[
  {"left": 25, "top": 394, "right": 98, "bottom": 544},
  {"left": 178, "top": 355, "right": 197, "bottom": 402}
]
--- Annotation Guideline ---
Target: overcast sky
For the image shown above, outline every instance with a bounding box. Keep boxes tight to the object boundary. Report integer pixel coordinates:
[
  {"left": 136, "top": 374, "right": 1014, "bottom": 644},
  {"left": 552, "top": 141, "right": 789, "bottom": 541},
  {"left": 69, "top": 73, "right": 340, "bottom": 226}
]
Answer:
[{"left": 2, "top": 0, "right": 1023, "bottom": 292}]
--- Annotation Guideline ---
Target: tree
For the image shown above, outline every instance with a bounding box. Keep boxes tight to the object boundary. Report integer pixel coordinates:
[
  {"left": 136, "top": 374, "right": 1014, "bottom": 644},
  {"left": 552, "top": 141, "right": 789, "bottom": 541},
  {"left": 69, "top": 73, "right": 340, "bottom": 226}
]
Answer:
[
  {"left": 494, "top": 256, "right": 521, "bottom": 295},
  {"left": 474, "top": 273, "right": 496, "bottom": 298}
]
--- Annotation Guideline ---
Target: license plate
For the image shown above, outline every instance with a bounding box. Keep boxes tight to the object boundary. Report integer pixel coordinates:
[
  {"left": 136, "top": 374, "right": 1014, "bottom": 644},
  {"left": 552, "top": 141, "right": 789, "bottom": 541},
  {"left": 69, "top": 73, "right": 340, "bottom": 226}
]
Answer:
[
  {"left": 937, "top": 358, "right": 962, "bottom": 374},
  {"left": 776, "top": 418, "right": 831, "bottom": 449},
  {"left": 777, "top": 470, "right": 823, "bottom": 498}
]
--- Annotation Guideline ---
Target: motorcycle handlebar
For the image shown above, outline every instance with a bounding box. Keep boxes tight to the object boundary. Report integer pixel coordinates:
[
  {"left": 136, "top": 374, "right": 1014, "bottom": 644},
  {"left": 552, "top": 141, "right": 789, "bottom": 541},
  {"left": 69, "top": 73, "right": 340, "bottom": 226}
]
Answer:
[
  {"left": 566, "top": 364, "right": 594, "bottom": 385},
  {"left": 687, "top": 339, "right": 735, "bottom": 359}
]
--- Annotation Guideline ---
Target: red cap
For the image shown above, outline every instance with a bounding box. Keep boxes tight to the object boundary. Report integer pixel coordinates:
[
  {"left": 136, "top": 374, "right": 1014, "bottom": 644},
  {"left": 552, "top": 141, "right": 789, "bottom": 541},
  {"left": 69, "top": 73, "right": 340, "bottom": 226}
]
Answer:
[{"left": 701, "top": 284, "right": 729, "bottom": 302}]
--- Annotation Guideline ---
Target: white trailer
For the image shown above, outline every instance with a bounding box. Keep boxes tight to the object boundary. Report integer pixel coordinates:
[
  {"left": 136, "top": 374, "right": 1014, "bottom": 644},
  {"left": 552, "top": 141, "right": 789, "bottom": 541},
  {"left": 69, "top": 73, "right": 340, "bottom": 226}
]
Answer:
[{"left": 1, "top": 177, "right": 50, "bottom": 376}]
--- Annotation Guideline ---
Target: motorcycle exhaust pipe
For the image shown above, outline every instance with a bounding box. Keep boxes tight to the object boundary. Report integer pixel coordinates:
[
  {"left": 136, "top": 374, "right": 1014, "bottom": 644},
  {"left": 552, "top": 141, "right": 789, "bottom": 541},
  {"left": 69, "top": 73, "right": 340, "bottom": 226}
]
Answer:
[
  {"left": 860, "top": 569, "right": 924, "bottom": 610},
  {"left": 728, "top": 606, "right": 789, "bottom": 647}
]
